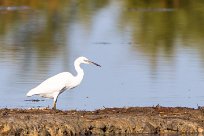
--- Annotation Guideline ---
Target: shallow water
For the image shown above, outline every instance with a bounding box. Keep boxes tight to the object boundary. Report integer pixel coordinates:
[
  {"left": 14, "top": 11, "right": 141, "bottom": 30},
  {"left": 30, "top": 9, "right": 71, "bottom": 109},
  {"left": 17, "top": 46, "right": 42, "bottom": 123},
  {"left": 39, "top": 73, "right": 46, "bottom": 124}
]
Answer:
[{"left": 1, "top": 0, "right": 204, "bottom": 110}]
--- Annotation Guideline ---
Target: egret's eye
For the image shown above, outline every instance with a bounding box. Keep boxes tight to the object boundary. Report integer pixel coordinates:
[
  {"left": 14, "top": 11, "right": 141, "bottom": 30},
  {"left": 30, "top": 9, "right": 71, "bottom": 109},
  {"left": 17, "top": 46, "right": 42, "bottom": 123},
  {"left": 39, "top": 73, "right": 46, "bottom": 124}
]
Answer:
[{"left": 84, "top": 59, "right": 89, "bottom": 62}]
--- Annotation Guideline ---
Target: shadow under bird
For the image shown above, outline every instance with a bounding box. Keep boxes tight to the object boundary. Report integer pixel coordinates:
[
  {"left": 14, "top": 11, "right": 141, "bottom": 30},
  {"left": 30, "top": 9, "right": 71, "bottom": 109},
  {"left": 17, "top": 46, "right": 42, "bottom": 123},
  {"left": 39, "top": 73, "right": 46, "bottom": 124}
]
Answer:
[{"left": 26, "top": 56, "right": 101, "bottom": 109}]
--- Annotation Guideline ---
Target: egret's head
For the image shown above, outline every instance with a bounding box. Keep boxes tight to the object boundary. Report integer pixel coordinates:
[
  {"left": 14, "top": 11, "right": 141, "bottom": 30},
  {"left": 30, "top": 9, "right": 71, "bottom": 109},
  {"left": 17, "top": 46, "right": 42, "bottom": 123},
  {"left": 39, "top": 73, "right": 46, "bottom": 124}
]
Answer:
[{"left": 77, "top": 56, "right": 101, "bottom": 67}]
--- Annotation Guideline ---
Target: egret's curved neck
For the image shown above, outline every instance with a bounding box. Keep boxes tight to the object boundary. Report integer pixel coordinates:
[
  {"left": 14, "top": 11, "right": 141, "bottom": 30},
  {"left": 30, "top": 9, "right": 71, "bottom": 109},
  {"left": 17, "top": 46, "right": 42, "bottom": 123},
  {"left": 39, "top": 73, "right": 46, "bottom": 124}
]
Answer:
[{"left": 74, "top": 60, "right": 84, "bottom": 82}]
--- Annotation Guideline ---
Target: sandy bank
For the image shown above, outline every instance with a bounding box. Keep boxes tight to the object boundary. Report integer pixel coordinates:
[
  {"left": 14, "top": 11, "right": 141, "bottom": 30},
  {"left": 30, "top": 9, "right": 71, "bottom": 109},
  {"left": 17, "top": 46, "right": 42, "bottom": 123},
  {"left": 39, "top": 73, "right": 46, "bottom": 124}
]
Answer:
[{"left": 0, "top": 107, "right": 204, "bottom": 135}]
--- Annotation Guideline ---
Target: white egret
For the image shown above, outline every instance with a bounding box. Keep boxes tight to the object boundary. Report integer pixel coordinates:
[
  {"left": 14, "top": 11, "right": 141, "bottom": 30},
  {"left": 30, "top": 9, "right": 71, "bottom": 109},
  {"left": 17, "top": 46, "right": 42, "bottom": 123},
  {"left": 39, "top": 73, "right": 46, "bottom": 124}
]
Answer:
[{"left": 26, "top": 56, "right": 101, "bottom": 109}]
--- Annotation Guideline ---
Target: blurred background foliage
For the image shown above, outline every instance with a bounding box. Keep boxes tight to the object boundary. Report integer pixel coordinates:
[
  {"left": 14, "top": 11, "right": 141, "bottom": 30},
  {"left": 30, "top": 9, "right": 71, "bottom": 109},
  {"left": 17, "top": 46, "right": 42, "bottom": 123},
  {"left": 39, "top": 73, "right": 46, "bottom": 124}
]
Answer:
[{"left": 0, "top": 0, "right": 204, "bottom": 62}]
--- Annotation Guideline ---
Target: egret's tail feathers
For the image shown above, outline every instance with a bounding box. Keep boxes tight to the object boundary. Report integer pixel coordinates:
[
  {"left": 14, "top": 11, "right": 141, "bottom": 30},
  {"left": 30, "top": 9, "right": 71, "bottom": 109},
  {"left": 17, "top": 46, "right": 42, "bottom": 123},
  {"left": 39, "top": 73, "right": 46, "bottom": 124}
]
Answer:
[{"left": 26, "top": 89, "right": 35, "bottom": 97}]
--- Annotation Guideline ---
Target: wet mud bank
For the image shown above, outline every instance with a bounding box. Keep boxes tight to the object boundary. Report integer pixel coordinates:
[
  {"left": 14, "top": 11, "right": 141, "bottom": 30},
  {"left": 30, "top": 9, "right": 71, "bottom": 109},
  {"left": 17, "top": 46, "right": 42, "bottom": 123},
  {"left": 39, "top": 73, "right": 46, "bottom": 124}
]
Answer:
[{"left": 0, "top": 107, "right": 204, "bottom": 135}]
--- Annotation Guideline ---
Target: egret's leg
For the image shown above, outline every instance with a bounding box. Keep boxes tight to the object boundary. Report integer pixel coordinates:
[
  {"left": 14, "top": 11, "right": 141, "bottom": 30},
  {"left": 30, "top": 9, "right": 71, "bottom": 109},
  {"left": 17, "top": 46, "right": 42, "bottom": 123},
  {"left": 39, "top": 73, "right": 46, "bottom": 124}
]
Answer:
[
  {"left": 52, "top": 94, "right": 59, "bottom": 110},
  {"left": 52, "top": 101, "right": 57, "bottom": 110}
]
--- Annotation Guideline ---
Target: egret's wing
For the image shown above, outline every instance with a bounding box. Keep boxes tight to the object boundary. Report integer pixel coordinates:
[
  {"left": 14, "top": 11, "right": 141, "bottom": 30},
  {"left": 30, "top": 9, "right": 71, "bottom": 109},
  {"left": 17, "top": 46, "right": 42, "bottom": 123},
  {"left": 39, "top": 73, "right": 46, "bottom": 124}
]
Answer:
[{"left": 28, "top": 72, "right": 73, "bottom": 97}]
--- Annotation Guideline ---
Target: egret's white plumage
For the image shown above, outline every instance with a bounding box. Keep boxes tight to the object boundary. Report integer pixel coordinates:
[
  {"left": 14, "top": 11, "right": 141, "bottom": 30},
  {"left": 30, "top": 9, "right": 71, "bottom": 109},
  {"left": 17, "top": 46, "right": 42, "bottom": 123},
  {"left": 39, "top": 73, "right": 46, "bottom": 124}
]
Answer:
[{"left": 26, "top": 56, "right": 101, "bottom": 109}]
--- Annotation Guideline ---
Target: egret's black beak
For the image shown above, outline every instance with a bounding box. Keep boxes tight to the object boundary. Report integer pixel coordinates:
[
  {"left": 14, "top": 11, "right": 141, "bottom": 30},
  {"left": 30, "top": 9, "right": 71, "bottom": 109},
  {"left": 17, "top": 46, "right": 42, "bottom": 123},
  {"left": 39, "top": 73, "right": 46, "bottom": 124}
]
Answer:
[{"left": 87, "top": 60, "right": 101, "bottom": 67}]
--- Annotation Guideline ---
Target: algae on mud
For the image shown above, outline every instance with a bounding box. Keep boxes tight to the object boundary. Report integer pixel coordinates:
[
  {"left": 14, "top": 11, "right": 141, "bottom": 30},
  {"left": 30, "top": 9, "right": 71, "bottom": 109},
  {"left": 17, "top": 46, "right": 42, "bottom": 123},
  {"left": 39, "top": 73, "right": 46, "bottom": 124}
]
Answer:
[{"left": 0, "top": 107, "right": 203, "bottom": 135}]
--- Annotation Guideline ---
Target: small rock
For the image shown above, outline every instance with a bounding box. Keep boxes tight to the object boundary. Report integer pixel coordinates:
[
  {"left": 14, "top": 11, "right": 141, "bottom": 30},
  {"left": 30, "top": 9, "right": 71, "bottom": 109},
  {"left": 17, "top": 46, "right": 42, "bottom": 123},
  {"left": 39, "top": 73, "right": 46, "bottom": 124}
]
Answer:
[{"left": 198, "top": 127, "right": 203, "bottom": 133}]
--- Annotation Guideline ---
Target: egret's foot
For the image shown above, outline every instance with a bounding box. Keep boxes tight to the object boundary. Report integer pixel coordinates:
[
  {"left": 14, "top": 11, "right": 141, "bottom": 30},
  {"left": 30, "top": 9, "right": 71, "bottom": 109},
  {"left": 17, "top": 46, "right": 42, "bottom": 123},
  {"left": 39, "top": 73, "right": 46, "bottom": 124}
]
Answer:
[{"left": 52, "top": 107, "right": 56, "bottom": 110}]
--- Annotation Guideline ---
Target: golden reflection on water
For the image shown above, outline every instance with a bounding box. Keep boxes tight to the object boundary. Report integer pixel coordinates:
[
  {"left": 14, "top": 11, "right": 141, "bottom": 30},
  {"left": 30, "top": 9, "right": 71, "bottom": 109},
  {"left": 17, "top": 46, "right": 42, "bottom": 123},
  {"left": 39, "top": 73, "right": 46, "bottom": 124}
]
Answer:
[{"left": 0, "top": 0, "right": 204, "bottom": 66}]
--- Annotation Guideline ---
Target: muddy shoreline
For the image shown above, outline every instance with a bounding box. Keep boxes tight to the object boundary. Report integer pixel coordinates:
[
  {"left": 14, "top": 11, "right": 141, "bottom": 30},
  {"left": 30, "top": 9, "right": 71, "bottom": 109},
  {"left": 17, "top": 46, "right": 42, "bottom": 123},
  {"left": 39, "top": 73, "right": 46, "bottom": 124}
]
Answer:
[{"left": 0, "top": 106, "right": 204, "bottom": 135}]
